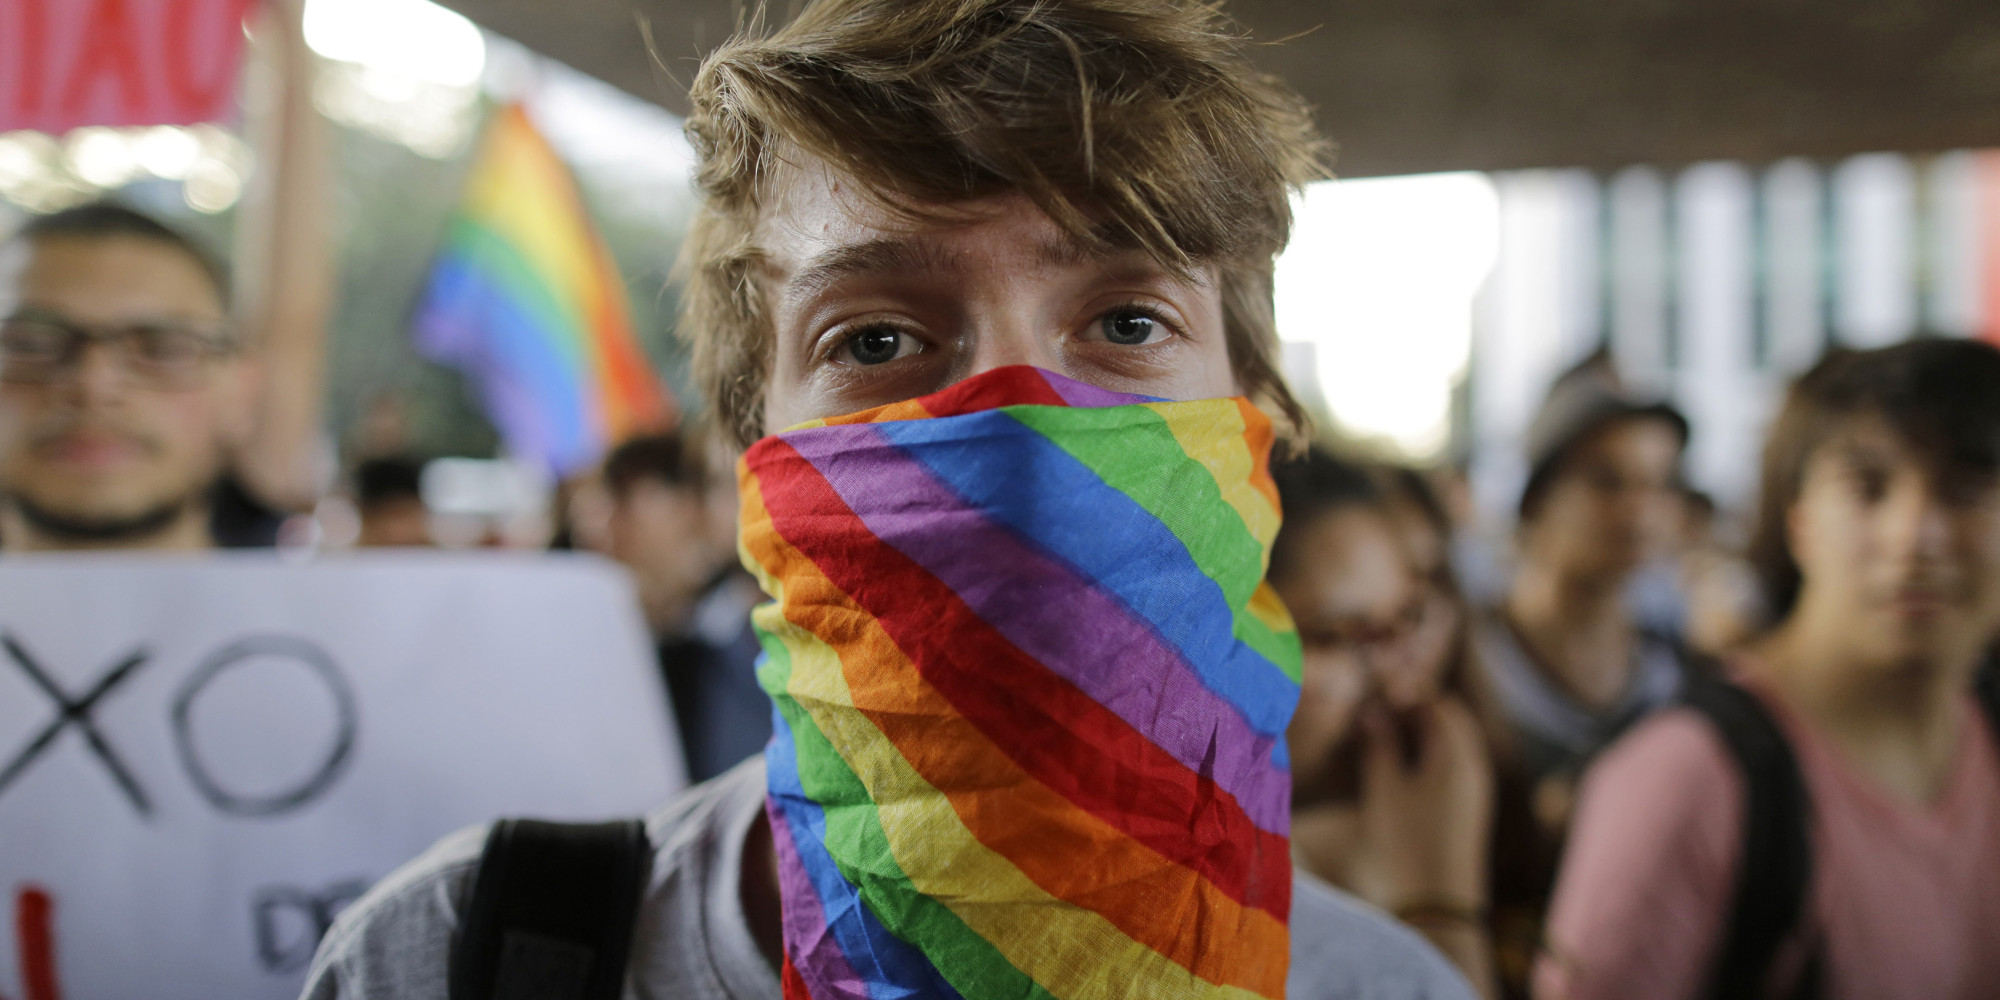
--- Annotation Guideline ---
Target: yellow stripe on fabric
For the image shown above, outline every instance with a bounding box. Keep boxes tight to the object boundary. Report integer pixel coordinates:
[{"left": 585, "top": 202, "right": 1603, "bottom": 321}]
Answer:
[
  {"left": 778, "top": 611, "right": 1273, "bottom": 1000},
  {"left": 737, "top": 473, "right": 1276, "bottom": 1000},
  {"left": 1141, "top": 398, "right": 1281, "bottom": 553},
  {"left": 1246, "top": 582, "right": 1296, "bottom": 637},
  {"left": 745, "top": 474, "right": 1290, "bottom": 993}
]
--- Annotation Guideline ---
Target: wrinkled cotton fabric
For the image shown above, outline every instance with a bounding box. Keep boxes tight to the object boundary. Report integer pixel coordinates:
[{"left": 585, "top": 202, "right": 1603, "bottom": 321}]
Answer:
[{"left": 738, "top": 366, "right": 1304, "bottom": 1000}]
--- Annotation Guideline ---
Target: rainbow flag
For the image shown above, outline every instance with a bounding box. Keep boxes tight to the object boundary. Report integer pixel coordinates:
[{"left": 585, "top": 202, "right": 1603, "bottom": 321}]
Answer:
[
  {"left": 737, "top": 366, "right": 1303, "bottom": 1000},
  {"left": 413, "top": 103, "right": 671, "bottom": 476}
]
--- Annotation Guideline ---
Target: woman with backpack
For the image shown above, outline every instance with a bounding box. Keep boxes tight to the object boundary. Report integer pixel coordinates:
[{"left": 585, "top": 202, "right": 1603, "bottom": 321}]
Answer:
[{"left": 1536, "top": 339, "right": 2000, "bottom": 1000}]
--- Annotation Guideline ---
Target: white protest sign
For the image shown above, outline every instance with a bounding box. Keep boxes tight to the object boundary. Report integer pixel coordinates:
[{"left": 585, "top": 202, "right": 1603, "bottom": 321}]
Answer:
[{"left": 0, "top": 552, "right": 686, "bottom": 1000}]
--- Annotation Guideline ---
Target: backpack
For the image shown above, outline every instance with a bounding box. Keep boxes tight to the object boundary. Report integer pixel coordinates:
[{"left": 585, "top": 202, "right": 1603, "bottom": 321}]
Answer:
[
  {"left": 448, "top": 819, "right": 652, "bottom": 1000},
  {"left": 1683, "top": 665, "right": 2000, "bottom": 1000}
]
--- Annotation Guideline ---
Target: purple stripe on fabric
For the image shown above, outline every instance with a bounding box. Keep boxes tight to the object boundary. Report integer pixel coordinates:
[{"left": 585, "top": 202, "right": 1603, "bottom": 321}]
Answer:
[
  {"left": 785, "top": 424, "right": 1291, "bottom": 834},
  {"left": 767, "top": 796, "right": 871, "bottom": 999},
  {"left": 1033, "top": 368, "right": 1160, "bottom": 408}
]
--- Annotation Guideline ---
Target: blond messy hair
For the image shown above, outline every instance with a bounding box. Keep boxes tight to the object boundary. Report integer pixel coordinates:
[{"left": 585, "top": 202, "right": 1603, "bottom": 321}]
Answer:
[{"left": 679, "top": 0, "right": 1331, "bottom": 447}]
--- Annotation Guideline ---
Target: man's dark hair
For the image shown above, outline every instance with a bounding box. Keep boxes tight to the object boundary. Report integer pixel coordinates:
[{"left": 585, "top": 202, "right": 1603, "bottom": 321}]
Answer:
[
  {"left": 1518, "top": 349, "right": 1688, "bottom": 522},
  {"left": 353, "top": 457, "right": 427, "bottom": 510},
  {"left": 682, "top": 0, "right": 1329, "bottom": 447},
  {"left": 1269, "top": 446, "right": 1381, "bottom": 583},
  {"left": 602, "top": 432, "right": 707, "bottom": 498},
  {"left": 11, "top": 201, "right": 230, "bottom": 303},
  {"left": 1750, "top": 338, "right": 2000, "bottom": 621}
]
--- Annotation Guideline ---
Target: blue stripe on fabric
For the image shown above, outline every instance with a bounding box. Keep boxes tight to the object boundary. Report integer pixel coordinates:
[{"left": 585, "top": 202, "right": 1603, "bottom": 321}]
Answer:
[
  {"left": 764, "top": 706, "right": 965, "bottom": 1000},
  {"left": 412, "top": 256, "right": 597, "bottom": 475},
  {"left": 866, "top": 410, "right": 1300, "bottom": 748}
]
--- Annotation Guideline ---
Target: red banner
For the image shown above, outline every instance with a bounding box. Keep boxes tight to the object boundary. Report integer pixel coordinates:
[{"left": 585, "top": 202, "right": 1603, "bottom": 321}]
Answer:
[{"left": 0, "top": 0, "right": 256, "bottom": 134}]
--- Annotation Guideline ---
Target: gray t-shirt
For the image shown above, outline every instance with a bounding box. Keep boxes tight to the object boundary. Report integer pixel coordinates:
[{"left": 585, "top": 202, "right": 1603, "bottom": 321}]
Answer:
[
  {"left": 1476, "top": 612, "right": 1689, "bottom": 786},
  {"left": 304, "top": 758, "right": 1473, "bottom": 1000}
]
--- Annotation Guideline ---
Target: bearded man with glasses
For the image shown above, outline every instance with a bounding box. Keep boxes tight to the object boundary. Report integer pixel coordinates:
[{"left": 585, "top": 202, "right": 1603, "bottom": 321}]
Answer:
[{"left": 0, "top": 203, "right": 258, "bottom": 552}]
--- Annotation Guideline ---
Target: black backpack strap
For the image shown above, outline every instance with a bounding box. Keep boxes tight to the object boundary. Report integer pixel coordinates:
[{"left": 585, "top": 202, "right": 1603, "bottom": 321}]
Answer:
[
  {"left": 449, "top": 819, "right": 652, "bottom": 1000},
  {"left": 1679, "top": 678, "right": 1816, "bottom": 1000}
]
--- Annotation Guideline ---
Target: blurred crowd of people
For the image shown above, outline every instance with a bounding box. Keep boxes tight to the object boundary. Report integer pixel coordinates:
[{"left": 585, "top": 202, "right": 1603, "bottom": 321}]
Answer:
[
  {"left": 1271, "top": 342, "right": 2000, "bottom": 999},
  {"left": 4, "top": 0, "right": 1998, "bottom": 998},
  {"left": 11, "top": 180, "right": 1999, "bottom": 999}
]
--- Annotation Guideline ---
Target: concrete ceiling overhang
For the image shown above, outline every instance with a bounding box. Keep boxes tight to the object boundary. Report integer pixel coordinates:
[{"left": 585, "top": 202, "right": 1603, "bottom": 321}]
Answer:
[{"left": 438, "top": 0, "right": 2000, "bottom": 177}]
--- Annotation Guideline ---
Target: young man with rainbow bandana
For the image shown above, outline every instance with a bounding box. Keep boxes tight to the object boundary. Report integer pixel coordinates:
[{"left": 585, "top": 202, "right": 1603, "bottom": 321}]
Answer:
[{"left": 304, "top": 2, "right": 1476, "bottom": 998}]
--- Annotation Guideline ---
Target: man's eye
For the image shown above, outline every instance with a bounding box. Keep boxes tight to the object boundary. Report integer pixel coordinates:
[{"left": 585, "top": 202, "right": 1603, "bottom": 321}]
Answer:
[
  {"left": 0, "top": 322, "right": 68, "bottom": 358},
  {"left": 132, "top": 328, "right": 208, "bottom": 365},
  {"left": 1851, "top": 468, "right": 1891, "bottom": 503},
  {"left": 1097, "top": 309, "right": 1166, "bottom": 346},
  {"left": 841, "top": 326, "right": 918, "bottom": 366}
]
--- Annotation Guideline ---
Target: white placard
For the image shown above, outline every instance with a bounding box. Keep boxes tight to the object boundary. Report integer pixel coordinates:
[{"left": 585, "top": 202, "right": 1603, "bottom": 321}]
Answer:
[{"left": 0, "top": 552, "right": 686, "bottom": 1000}]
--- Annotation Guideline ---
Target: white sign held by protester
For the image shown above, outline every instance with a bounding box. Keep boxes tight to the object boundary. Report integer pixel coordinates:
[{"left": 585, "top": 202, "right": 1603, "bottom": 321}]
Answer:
[{"left": 0, "top": 553, "right": 686, "bottom": 1000}]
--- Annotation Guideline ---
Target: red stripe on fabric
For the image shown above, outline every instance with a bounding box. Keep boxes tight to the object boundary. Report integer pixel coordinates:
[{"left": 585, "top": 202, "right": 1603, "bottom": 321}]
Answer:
[
  {"left": 781, "top": 954, "right": 814, "bottom": 1000},
  {"left": 815, "top": 367, "right": 1071, "bottom": 429},
  {"left": 754, "top": 522, "right": 1290, "bottom": 989},
  {"left": 754, "top": 439, "right": 1293, "bottom": 919},
  {"left": 913, "top": 365, "right": 1071, "bottom": 416}
]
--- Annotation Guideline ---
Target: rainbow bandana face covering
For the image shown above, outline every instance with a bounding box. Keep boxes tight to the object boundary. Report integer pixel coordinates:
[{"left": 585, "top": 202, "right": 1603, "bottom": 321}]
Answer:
[{"left": 738, "top": 366, "right": 1304, "bottom": 1000}]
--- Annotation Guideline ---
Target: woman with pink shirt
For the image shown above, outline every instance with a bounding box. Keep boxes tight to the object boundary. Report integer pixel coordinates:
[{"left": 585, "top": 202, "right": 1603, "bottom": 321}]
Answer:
[{"left": 1537, "top": 339, "right": 2000, "bottom": 1000}]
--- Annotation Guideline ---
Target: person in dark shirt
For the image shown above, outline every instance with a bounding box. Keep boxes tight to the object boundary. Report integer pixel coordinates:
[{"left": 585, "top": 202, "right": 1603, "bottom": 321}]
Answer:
[
  {"left": 601, "top": 432, "right": 770, "bottom": 781},
  {"left": 352, "top": 456, "right": 433, "bottom": 548},
  {"left": 1476, "top": 350, "right": 1698, "bottom": 996}
]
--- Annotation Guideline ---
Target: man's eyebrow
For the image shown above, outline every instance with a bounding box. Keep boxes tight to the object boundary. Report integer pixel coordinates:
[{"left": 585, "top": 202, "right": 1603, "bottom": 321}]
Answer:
[
  {"left": 783, "top": 234, "right": 1147, "bottom": 301},
  {"left": 1032, "top": 235, "right": 1097, "bottom": 270},
  {"left": 784, "top": 239, "right": 958, "bottom": 300},
  {"left": 1833, "top": 439, "right": 1896, "bottom": 469}
]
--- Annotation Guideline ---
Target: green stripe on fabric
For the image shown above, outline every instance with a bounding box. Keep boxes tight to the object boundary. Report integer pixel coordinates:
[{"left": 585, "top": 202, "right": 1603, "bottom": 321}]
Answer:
[
  {"left": 756, "top": 621, "right": 1059, "bottom": 1000},
  {"left": 1001, "top": 405, "right": 1298, "bottom": 674},
  {"left": 445, "top": 218, "right": 588, "bottom": 370}
]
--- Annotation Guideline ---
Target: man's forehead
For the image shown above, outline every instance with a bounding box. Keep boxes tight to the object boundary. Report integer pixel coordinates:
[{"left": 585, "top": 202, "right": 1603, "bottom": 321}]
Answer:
[
  {"left": 1805, "top": 417, "right": 1997, "bottom": 493},
  {"left": 1306, "top": 511, "right": 1417, "bottom": 618},
  {"left": 772, "top": 230, "right": 1118, "bottom": 296},
  {"left": 755, "top": 157, "right": 1180, "bottom": 288},
  {"left": 1562, "top": 417, "right": 1684, "bottom": 471},
  {"left": 3, "top": 234, "right": 226, "bottom": 320}
]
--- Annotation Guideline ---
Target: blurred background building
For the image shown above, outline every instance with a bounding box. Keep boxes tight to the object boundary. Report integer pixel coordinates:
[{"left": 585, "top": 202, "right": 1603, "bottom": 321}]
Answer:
[{"left": 4, "top": 0, "right": 1996, "bottom": 535}]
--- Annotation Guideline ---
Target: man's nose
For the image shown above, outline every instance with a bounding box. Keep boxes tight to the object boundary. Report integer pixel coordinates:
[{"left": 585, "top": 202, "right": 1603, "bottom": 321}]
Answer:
[
  {"left": 961, "top": 315, "right": 1062, "bottom": 377},
  {"left": 1885, "top": 480, "right": 1953, "bottom": 564},
  {"left": 64, "top": 341, "right": 133, "bottom": 406}
]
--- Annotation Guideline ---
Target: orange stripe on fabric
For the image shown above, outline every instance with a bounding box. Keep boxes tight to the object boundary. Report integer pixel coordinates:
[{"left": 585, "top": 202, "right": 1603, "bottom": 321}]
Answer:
[
  {"left": 1232, "top": 398, "right": 1282, "bottom": 515},
  {"left": 738, "top": 475, "right": 1290, "bottom": 999},
  {"left": 789, "top": 399, "right": 937, "bottom": 432}
]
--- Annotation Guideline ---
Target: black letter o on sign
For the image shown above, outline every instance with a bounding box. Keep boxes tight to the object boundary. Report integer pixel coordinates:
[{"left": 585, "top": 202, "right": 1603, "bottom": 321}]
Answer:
[{"left": 171, "top": 636, "right": 359, "bottom": 817}]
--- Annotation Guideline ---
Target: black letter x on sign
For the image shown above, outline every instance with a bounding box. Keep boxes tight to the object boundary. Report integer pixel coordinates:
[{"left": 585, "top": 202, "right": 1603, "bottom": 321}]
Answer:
[{"left": 0, "top": 632, "right": 153, "bottom": 817}]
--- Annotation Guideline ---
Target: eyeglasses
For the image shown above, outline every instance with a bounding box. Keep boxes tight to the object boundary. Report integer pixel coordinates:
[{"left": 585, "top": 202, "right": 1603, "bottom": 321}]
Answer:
[
  {"left": 0, "top": 312, "right": 239, "bottom": 390},
  {"left": 1301, "top": 594, "right": 1430, "bottom": 659}
]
